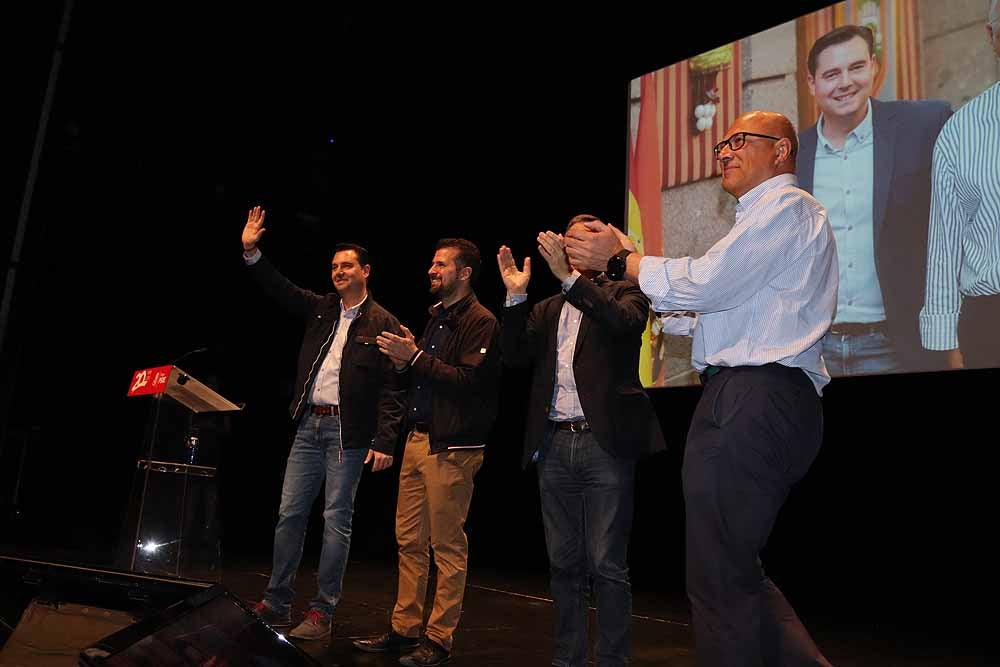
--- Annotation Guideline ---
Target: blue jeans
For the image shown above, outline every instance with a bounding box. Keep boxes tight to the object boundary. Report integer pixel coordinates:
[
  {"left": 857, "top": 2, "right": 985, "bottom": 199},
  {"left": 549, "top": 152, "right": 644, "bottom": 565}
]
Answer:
[
  {"left": 822, "top": 330, "right": 899, "bottom": 377},
  {"left": 537, "top": 428, "right": 636, "bottom": 667},
  {"left": 264, "top": 414, "right": 366, "bottom": 616}
]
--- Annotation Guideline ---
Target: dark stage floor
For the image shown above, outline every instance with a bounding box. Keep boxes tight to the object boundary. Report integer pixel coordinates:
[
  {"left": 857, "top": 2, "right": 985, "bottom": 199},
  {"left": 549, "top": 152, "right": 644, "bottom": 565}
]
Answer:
[
  {"left": 0, "top": 547, "right": 991, "bottom": 665},
  {"left": 216, "top": 558, "right": 989, "bottom": 667}
]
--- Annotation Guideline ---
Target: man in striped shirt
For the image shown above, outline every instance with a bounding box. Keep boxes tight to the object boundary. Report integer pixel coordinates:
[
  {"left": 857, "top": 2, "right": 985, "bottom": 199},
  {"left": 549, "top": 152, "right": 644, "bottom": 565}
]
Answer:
[
  {"left": 566, "top": 111, "right": 837, "bottom": 666},
  {"left": 920, "top": 0, "right": 1000, "bottom": 370}
]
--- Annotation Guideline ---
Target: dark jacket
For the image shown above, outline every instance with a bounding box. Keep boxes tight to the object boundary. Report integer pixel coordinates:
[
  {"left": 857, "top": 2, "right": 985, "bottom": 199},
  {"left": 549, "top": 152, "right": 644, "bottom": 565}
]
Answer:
[
  {"left": 247, "top": 254, "right": 406, "bottom": 454},
  {"left": 502, "top": 274, "right": 666, "bottom": 468},
  {"left": 797, "top": 98, "right": 953, "bottom": 373},
  {"left": 400, "top": 293, "right": 501, "bottom": 454}
]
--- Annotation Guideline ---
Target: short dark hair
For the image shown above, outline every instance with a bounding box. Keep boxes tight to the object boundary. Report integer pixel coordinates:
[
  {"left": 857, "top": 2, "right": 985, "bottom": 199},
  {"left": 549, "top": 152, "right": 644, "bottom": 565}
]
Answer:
[
  {"left": 333, "top": 243, "right": 370, "bottom": 267},
  {"left": 807, "top": 25, "right": 875, "bottom": 76},
  {"left": 435, "top": 238, "right": 482, "bottom": 286},
  {"left": 566, "top": 213, "right": 600, "bottom": 233}
]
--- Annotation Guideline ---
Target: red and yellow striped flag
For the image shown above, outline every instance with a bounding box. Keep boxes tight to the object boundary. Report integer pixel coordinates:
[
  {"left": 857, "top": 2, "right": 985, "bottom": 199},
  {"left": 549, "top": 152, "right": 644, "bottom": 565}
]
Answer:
[
  {"left": 628, "top": 72, "right": 664, "bottom": 386},
  {"left": 660, "top": 43, "right": 743, "bottom": 189},
  {"left": 628, "top": 44, "right": 742, "bottom": 386}
]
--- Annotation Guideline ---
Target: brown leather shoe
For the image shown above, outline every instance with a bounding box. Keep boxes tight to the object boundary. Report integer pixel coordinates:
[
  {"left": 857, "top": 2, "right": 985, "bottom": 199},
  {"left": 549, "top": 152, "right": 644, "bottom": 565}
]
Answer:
[
  {"left": 352, "top": 630, "right": 420, "bottom": 653},
  {"left": 398, "top": 638, "right": 450, "bottom": 666}
]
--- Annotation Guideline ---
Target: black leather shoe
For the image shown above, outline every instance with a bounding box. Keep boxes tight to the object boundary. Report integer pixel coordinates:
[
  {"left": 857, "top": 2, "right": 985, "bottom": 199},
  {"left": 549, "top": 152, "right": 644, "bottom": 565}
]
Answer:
[
  {"left": 352, "top": 630, "right": 420, "bottom": 653},
  {"left": 398, "top": 638, "right": 450, "bottom": 666}
]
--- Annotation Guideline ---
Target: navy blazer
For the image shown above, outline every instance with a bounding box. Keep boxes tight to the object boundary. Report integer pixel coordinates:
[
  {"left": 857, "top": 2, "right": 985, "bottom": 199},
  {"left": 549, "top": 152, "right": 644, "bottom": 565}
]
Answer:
[
  {"left": 502, "top": 275, "right": 666, "bottom": 468},
  {"left": 797, "top": 98, "right": 952, "bottom": 373}
]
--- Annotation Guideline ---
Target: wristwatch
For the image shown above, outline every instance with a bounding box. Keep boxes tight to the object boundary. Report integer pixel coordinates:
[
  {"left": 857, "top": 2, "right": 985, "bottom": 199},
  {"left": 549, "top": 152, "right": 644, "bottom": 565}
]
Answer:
[{"left": 606, "top": 249, "right": 632, "bottom": 281}]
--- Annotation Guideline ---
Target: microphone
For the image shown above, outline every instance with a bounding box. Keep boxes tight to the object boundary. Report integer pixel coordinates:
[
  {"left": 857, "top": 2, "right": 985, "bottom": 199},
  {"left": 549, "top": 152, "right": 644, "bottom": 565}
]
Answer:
[
  {"left": 170, "top": 347, "right": 209, "bottom": 385},
  {"left": 170, "top": 346, "right": 209, "bottom": 367}
]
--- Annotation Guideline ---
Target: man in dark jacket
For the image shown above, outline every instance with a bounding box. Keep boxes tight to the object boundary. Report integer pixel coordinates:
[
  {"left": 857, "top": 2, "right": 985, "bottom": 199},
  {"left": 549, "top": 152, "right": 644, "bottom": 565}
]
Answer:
[
  {"left": 241, "top": 206, "right": 405, "bottom": 640},
  {"left": 498, "top": 215, "right": 666, "bottom": 666},
  {"left": 354, "top": 238, "right": 501, "bottom": 667}
]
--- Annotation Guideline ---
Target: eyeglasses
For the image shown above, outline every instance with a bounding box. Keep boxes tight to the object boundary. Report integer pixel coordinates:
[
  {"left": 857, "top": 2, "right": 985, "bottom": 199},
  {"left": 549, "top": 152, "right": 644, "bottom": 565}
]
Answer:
[{"left": 713, "top": 132, "right": 781, "bottom": 157}]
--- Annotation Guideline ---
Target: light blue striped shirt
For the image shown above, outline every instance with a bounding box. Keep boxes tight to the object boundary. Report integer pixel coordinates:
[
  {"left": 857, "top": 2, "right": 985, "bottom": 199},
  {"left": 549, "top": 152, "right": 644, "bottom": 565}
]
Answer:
[
  {"left": 920, "top": 82, "right": 1000, "bottom": 350},
  {"left": 814, "top": 101, "right": 885, "bottom": 323},
  {"left": 637, "top": 173, "right": 839, "bottom": 394}
]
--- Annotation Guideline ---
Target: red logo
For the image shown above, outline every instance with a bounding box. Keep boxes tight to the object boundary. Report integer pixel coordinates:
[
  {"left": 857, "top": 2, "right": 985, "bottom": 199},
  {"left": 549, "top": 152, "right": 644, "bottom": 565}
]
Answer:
[{"left": 127, "top": 365, "right": 173, "bottom": 396}]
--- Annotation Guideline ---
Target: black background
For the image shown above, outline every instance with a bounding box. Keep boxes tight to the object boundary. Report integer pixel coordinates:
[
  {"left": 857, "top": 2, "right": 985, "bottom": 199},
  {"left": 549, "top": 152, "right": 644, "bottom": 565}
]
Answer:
[{"left": 2, "top": 0, "right": 995, "bottom": 650}]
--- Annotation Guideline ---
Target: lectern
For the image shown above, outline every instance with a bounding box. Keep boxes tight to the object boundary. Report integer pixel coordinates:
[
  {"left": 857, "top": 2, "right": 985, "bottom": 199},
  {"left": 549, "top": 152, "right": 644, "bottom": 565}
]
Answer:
[{"left": 124, "top": 365, "right": 242, "bottom": 580}]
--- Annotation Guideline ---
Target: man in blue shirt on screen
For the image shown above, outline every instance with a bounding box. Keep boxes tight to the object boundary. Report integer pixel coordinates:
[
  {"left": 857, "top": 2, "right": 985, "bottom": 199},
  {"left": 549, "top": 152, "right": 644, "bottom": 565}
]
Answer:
[{"left": 798, "top": 24, "right": 952, "bottom": 377}]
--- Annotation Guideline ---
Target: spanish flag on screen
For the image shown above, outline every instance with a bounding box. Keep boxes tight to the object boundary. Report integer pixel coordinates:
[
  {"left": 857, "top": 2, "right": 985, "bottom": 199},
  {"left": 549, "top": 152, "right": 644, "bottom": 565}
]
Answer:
[{"left": 627, "top": 72, "right": 664, "bottom": 387}]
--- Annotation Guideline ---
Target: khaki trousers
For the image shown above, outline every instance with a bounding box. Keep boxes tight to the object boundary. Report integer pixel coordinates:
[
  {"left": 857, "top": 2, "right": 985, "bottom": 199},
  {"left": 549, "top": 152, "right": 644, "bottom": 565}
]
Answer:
[{"left": 391, "top": 430, "right": 484, "bottom": 651}]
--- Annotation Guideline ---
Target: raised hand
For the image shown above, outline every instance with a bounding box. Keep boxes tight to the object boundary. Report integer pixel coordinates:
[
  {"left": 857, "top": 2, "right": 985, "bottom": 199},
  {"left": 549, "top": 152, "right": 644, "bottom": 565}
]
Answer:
[
  {"left": 497, "top": 245, "right": 532, "bottom": 294},
  {"left": 242, "top": 205, "right": 267, "bottom": 251},
  {"left": 536, "top": 231, "right": 572, "bottom": 282}
]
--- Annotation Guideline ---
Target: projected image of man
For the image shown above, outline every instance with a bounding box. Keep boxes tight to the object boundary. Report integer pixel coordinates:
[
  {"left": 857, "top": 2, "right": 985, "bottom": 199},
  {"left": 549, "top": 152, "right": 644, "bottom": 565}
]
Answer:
[
  {"left": 920, "top": 0, "right": 1000, "bottom": 370},
  {"left": 798, "top": 25, "right": 952, "bottom": 376}
]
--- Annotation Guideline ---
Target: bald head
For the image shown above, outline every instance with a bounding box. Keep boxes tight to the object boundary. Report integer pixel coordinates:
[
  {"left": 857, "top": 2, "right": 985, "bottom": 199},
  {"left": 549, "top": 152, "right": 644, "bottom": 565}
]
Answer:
[
  {"left": 741, "top": 111, "right": 798, "bottom": 165},
  {"left": 716, "top": 110, "right": 798, "bottom": 198}
]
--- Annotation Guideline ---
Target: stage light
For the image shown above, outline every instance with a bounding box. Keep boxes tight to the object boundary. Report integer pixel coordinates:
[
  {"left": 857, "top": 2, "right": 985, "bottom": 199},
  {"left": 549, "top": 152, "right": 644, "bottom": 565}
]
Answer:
[{"left": 139, "top": 540, "right": 161, "bottom": 554}]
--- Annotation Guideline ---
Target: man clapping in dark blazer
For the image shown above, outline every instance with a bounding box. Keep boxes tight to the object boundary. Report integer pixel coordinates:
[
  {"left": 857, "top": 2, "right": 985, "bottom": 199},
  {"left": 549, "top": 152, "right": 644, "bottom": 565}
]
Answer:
[{"left": 498, "top": 214, "right": 666, "bottom": 667}]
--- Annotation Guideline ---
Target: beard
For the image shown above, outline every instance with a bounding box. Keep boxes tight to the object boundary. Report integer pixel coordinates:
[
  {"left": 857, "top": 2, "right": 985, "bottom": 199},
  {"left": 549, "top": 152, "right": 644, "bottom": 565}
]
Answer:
[{"left": 429, "top": 276, "right": 455, "bottom": 300}]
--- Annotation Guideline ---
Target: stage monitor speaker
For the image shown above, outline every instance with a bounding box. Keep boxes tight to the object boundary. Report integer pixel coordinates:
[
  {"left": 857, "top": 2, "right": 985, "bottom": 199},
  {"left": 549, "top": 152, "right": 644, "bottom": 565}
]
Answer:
[
  {"left": 0, "top": 556, "right": 318, "bottom": 666},
  {"left": 80, "top": 584, "right": 319, "bottom": 665}
]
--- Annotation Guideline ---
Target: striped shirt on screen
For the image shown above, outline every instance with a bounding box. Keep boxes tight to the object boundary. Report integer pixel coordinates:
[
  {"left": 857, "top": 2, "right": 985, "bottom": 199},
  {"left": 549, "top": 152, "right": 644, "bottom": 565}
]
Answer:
[{"left": 920, "top": 82, "right": 1000, "bottom": 351}]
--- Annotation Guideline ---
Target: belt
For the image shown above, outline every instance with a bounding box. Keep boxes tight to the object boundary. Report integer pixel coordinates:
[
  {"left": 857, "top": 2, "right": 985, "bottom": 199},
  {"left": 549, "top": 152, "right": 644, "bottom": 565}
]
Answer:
[
  {"left": 700, "top": 365, "right": 723, "bottom": 385},
  {"left": 550, "top": 420, "right": 591, "bottom": 433},
  {"left": 700, "top": 363, "right": 808, "bottom": 387},
  {"left": 829, "top": 321, "right": 887, "bottom": 336},
  {"left": 310, "top": 404, "right": 339, "bottom": 416},
  {"left": 410, "top": 422, "right": 430, "bottom": 434}
]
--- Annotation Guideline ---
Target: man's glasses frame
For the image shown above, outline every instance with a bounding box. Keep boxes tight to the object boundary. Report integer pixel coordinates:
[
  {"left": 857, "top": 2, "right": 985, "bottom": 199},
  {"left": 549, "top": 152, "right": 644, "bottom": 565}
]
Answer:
[{"left": 713, "top": 132, "right": 781, "bottom": 157}]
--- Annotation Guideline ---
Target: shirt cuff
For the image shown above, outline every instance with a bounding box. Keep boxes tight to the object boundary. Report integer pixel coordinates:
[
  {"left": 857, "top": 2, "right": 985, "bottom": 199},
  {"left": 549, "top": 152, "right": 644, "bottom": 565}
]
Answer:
[
  {"left": 638, "top": 255, "right": 672, "bottom": 309},
  {"left": 560, "top": 271, "right": 581, "bottom": 293},
  {"left": 919, "top": 311, "right": 960, "bottom": 350},
  {"left": 409, "top": 349, "right": 425, "bottom": 367},
  {"left": 243, "top": 248, "right": 262, "bottom": 265},
  {"left": 505, "top": 292, "right": 528, "bottom": 307},
  {"left": 657, "top": 312, "right": 697, "bottom": 336}
]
